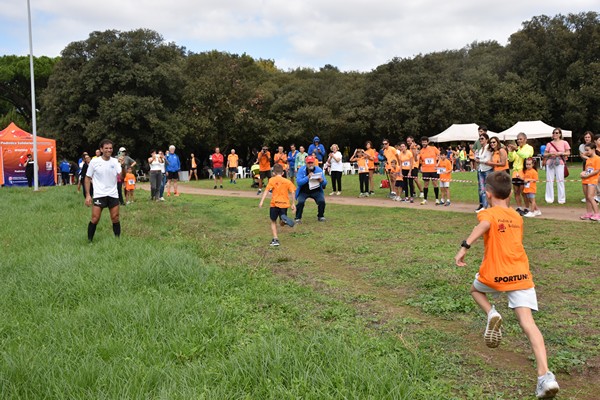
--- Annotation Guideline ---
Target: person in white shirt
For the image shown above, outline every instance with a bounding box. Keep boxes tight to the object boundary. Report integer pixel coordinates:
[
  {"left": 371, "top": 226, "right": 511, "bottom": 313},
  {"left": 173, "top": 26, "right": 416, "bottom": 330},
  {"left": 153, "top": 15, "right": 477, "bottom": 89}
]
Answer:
[
  {"left": 475, "top": 133, "right": 493, "bottom": 212},
  {"left": 327, "top": 144, "right": 344, "bottom": 195},
  {"left": 85, "top": 139, "right": 122, "bottom": 242},
  {"left": 148, "top": 149, "right": 164, "bottom": 201}
]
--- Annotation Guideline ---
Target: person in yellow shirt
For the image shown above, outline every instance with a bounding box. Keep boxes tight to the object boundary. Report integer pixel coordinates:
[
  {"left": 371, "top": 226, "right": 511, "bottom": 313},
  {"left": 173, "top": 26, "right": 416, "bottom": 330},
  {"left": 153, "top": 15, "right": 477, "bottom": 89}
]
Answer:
[
  {"left": 507, "top": 133, "right": 534, "bottom": 215},
  {"left": 455, "top": 171, "right": 559, "bottom": 400},
  {"left": 226, "top": 149, "right": 239, "bottom": 184},
  {"left": 258, "top": 164, "right": 296, "bottom": 247},
  {"left": 437, "top": 152, "right": 452, "bottom": 206}
]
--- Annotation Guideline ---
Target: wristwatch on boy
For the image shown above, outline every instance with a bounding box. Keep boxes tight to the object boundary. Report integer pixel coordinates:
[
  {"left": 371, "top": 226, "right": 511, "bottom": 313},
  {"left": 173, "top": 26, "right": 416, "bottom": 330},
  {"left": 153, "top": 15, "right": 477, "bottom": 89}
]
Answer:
[{"left": 460, "top": 240, "right": 471, "bottom": 249}]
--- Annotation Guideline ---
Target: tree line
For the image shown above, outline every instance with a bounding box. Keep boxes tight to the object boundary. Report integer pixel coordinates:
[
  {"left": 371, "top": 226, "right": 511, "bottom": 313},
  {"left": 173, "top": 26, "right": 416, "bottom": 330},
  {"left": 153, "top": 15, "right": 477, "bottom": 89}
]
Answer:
[{"left": 0, "top": 12, "right": 598, "bottom": 163}]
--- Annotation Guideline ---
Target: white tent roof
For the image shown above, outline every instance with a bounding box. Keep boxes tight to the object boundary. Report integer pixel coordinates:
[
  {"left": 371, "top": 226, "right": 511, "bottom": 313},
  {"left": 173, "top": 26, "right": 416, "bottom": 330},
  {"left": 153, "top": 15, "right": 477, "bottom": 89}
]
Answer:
[
  {"left": 429, "top": 123, "right": 497, "bottom": 143},
  {"left": 498, "top": 121, "right": 572, "bottom": 141}
]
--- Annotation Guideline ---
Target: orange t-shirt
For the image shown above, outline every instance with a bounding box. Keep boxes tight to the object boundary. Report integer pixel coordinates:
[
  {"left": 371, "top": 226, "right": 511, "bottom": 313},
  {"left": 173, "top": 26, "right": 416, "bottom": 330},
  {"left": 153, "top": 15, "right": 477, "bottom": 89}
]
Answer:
[
  {"left": 492, "top": 150, "right": 509, "bottom": 171},
  {"left": 419, "top": 145, "right": 440, "bottom": 173},
  {"left": 389, "top": 165, "right": 402, "bottom": 180},
  {"left": 383, "top": 147, "right": 399, "bottom": 170},
  {"left": 399, "top": 151, "right": 413, "bottom": 170},
  {"left": 227, "top": 154, "right": 239, "bottom": 168},
  {"left": 258, "top": 151, "right": 271, "bottom": 172},
  {"left": 266, "top": 175, "right": 296, "bottom": 208},
  {"left": 125, "top": 173, "right": 136, "bottom": 191},
  {"left": 356, "top": 156, "right": 369, "bottom": 174},
  {"left": 582, "top": 156, "right": 600, "bottom": 185},
  {"left": 274, "top": 152, "right": 288, "bottom": 169},
  {"left": 437, "top": 159, "right": 452, "bottom": 182},
  {"left": 477, "top": 207, "right": 533, "bottom": 291},
  {"left": 523, "top": 169, "right": 538, "bottom": 194},
  {"left": 365, "top": 149, "right": 377, "bottom": 169}
]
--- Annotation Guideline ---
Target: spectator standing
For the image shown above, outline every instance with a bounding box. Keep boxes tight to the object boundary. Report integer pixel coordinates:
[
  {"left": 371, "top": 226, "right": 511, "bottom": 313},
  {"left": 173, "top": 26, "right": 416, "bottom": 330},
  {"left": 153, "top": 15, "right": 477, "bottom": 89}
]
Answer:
[
  {"left": 25, "top": 154, "right": 35, "bottom": 187},
  {"left": 365, "top": 141, "right": 378, "bottom": 195},
  {"left": 165, "top": 145, "right": 181, "bottom": 197},
  {"left": 211, "top": 147, "right": 225, "bottom": 189},
  {"left": 398, "top": 143, "right": 414, "bottom": 202},
  {"left": 274, "top": 146, "right": 289, "bottom": 177},
  {"left": 227, "top": 149, "right": 239, "bottom": 184},
  {"left": 288, "top": 144, "right": 298, "bottom": 183},
  {"left": 327, "top": 144, "right": 343, "bottom": 195},
  {"left": 418, "top": 137, "right": 440, "bottom": 205},
  {"left": 158, "top": 151, "right": 167, "bottom": 200},
  {"left": 543, "top": 128, "right": 570, "bottom": 204},
  {"left": 578, "top": 132, "right": 594, "bottom": 203},
  {"left": 294, "top": 156, "right": 327, "bottom": 223},
  {"left": 488, "top": 137, "right": 509, "bottom": 174},
  {"left": 188, "top": 153, "right": 199, "bottom": 181},
  {"left": 256, "top": 146, "right": 271, "bottom": 195},
  {"left": 307, "top": 136, "right": 326, "bottom": 165},
  {"left": 295, "top": 146, "right": 307, "bottom": 173},
  {"left": 77, "top": 154, "right": 92, "bottom": 198},
  {"left": 124, "top": 166, "right": 136, "bottom": 204},
  {"left": 148, "top": 150, "right": 164, "bottom": 201},
  {"left": 59, "top": 158, "right": 71, "bottom": 185},
  {"left": 475, "top": 133, "right": 493, "bottom": 211},
  {"left": 507, "top": 133, "right": 534, "bottom": 215}
]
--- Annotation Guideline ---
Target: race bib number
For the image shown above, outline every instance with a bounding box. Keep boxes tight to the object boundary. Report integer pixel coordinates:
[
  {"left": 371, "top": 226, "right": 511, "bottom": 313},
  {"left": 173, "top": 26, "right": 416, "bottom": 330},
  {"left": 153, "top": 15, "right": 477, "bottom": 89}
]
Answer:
[
  {"left": 128, "top": 179, "right": 135, "bottom": 185},
  {"left": 425, "top": 158, "right": 435, "bottom": 165},
  {"left": 587, "top": 167, "right": 594, "bottom": 174},
  {"left": 524, "top": 182, "right": 530, "bottom": 188},
  {"left": 437, "top": 168, "right": 446, "bottom": 174},
  {"left": 402, "top": 161, "right": 410, "bottom": 167},
  {"left": 359, "top": 166, "right": 366, "bottom": 172}
]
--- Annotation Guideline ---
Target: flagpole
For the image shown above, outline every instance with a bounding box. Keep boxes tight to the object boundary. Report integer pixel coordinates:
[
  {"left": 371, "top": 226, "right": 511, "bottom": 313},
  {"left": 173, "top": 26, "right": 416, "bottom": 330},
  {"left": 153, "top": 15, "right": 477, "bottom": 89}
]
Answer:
[{"left": 27, "top": 0, "right": 39, "bottom": 191}]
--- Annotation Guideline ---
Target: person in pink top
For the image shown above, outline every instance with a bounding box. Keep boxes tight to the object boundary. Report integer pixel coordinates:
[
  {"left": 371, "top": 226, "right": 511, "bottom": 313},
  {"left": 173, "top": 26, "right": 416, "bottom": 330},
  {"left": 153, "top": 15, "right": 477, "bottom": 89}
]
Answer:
[
  {"left": 211, "top": 147, "right": 225, "bottom": 189},
  {"left": 543, "top": 128, "right": 570, "bottom": 204}
]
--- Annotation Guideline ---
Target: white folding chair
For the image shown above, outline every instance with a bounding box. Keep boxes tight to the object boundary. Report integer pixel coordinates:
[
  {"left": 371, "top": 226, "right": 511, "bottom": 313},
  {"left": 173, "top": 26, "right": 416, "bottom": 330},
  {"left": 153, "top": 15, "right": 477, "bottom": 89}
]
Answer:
[{"left": 237, "top": 166, "right": 246, "bottom": 179}]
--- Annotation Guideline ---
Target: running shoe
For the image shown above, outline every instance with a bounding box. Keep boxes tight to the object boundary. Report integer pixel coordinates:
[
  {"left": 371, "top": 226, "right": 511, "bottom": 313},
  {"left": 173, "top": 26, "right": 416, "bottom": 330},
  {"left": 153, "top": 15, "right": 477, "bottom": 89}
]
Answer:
[
  {"left": 159, "top": 197, "right": 165, "bottom": 201},
  {"left": 484, "top": 306, "right": 502, "bottom": 348},
  {"left": 419, "top": 192, "right": 424, "bottom": 198},
  {"left": 257, "top": 189, "right": 262, "bottom": 195},
  {"left": 534, "top": 210, "right": 542, "bottom": 216},
  {"left": 420, "top": 199, "right": 427, "bottom": 205},
  {"left": 214, "top": 185, "right": 217, "bottom": 189},
  {"left": 359, "top": 193, "right": 366, "bottom": 198},
  {"left": 580, "top": 213, "right": 592, "bottom": 220},
  {"left": 444, "top": 200, "right": 451, "bottom": 206},
  {"left": 329, "top": 192, "right": 336, "bottom": 196},
  {"left": 524, "top": 211, "right": 536, "bottom": 218},
  {"left": 269, "top": 238, "right": 280, "bottom": 247},
  {"left": 280, "top": 214, "right": 295, "bottom": 227},
  {"left": 336, "top": 191, "right": 341, "bottom": 195},
  {"left": 318, "top": 217, "right": 326, "bottom": 222},
  {"left": 409, "top": 197, "right": 414, "bottom": 203},
  {"left": 294, "top": 218, "right": 302, "bottom": 224},
  {"left": 590, "top": 214, "right": 600, "bottom": 221},
  {"left": 535, "top": 371, "right": 559, "bottom": 399},
  {"left": 581, "top": 198, "right": 587, "bottom": 203},
  {"left": 435, "top": 199, "right": 441, "bottom": 205},
  {"left": 475, "top": 205, "right": 484, "bottom": 213}
]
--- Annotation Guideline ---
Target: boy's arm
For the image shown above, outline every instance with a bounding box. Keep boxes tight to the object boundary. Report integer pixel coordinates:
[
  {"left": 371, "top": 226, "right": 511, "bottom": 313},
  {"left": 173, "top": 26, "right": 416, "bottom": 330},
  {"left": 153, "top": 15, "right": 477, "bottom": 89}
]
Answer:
[
  {"left": 258, "top": 184, "right": 270, "bottom": 208},
  {"left": 454, "top": 220, "right": 491, "bottom": 267}
]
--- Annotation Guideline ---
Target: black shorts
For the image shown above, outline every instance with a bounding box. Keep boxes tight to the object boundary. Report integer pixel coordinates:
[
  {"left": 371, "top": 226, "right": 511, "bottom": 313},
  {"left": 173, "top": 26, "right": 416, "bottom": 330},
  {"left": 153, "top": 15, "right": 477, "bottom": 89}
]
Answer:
[
  {"left": 395, "top": 180, "right": 403, "bottom": 188},
  {"left": 512, "top": 177, "right": 525, "bottom": 186},
  {"left": 166, "top": 171, "right": 179, "bottom": 180},
  {"left": 259, "top": 170, "right": 272, "bottom": 180},
  {"left": 411, "top": 168, "right": 420, "bottom": 177},
  {"left": 228, "top": 167, "right": 238, "bottom": 174},
  {"left": 270, "top": 207, "right": 288, "bottom": 221},
  {"left": 92, "top": 196, "right": 119, "bottom": 209},
  {"left": 422, "top": 172, "right": 439, "bottom": 181}
]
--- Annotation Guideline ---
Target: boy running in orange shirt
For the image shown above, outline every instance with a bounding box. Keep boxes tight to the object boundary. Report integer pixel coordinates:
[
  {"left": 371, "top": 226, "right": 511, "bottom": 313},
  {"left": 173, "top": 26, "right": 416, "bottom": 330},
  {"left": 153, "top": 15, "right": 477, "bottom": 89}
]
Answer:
[
  {"left": 523, "top": 158, "right": 541, "bottom": 218},
  {"left": 124, "top": 166, "right": 136, "bottom": 204},
  {"left": 580, "top": 142, "right": 600, "bottom": 221},
  {"left": 259, "top": 164, "right": 296, "bottom": 246},
  {"left": 436, "top": 152, "right": 452, "bottom": 206},
  {"left": 454, "top": 171, "right": 559, "bottom": 399}
]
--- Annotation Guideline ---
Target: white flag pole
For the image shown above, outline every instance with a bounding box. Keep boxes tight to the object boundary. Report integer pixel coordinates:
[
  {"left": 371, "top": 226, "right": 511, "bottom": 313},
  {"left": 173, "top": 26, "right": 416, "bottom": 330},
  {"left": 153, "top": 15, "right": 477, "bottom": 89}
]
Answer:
[{"left": 27, "top": 0, "right": 39, "bottom": 191}]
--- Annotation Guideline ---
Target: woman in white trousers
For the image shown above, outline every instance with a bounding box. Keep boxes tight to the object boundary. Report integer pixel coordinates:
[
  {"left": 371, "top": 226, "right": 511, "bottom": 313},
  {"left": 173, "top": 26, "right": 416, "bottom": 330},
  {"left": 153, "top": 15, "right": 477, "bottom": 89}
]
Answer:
[{"left": 544, "top": 128, "right": 571, "bottom": 204}]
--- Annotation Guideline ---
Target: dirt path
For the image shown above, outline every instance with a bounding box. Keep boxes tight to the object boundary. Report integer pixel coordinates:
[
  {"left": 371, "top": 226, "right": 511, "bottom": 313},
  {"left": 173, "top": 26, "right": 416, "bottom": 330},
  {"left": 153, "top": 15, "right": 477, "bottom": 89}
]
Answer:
[
  {"left": 139, "top": 183, "right": 597, "bottom": 398},
  {"left": 141, "top": 183, "right": 588, "bottom": 222}
]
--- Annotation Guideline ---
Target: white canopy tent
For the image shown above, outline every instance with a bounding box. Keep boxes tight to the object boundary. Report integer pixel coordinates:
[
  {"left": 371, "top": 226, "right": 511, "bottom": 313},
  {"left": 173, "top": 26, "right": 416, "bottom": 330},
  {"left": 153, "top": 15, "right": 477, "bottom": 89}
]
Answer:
[
  {"left": 498, "top": 121, "right": 572, "bottom": 141},
  {"left": 429, "top": 123, "right": 497, "bottom": 143}
]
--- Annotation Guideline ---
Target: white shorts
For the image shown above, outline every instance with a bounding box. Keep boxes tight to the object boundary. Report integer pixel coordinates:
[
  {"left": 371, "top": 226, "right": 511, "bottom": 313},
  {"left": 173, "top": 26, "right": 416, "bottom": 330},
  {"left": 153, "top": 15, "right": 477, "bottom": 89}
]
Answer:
[
  {"left": 472, "top": 273, "right": 538, "bottom": 311},
  {"left": 439, "top": 181, "right": 450, "bottom": 188}
]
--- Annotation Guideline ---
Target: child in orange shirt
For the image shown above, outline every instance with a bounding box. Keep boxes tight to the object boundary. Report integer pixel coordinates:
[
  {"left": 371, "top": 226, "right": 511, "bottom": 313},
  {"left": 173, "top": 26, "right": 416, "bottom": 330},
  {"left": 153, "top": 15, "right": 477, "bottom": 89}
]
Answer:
[
  {"left": 124, "top": 166, "right": 136, "bottom": 204},
  {"left": 437, "top": 152, "right": 452, "bottom": 206},
  {"left": 454, "top": 171, "right": 559, "bottom": 399},
  {"left": 523, "top": 158, "right": 541, "bottom": 218},
  {"left": 580, "top": 143, "right": 600, "bottom": 220},
  {"left": 388, "top": 160, "right": 404, "bottom": 201},
  {"left": 259, "top": 164, "right": 296, "bottom": 246},
  {"left": 350, "top": 148, "right": 370, "bottom": 197}
]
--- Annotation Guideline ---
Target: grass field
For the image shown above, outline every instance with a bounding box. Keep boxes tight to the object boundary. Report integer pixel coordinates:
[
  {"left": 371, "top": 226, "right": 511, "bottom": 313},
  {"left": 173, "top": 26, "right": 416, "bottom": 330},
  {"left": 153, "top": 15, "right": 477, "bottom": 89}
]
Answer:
[
  {"left": 1, "top": 185, "right": 598, "bottom": 399},
  {"left": 192, "top": 163, "right": 589, "bottom": 207}
]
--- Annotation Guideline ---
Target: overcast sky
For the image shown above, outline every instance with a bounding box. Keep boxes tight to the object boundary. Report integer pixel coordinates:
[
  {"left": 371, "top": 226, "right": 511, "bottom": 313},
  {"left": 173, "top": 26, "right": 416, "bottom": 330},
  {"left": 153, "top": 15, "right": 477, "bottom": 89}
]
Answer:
[{"left": 0, "top": 1, "right": 596, "bottom": 72}]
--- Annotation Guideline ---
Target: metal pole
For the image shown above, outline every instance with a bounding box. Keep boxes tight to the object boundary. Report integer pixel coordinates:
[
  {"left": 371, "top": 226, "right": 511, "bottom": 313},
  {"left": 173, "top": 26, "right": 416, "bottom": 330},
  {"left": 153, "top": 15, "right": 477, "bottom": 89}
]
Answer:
[{"left": 27, "top": 0, "right": 39, "bottom": 191}]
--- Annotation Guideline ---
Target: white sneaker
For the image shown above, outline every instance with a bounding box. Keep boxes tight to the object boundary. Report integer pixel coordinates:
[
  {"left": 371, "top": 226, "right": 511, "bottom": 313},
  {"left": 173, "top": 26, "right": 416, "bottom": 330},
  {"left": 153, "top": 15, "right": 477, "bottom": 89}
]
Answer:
[
  {"left": 524, "top": 211, "right": 536, "bottom": 218},
  {"left": 419, "top": 192, "right": 424, "bottom": 198},
  {"left": 581, "top": 198, "right": 587, "bottom": 203},
  {"left": 484, "top": 306, "right": 502, "bottom": 348},
  {"left": 329, "top": 192, "right": 335, "bottom": 196},
  {"left": 536, "top": 371, "right": 559, "bottom": 399},
  {"left": 534, "top": 210, "right": 542, "bottom": 216},
  {"left": 336, "top": 191, "right": 341, "bottom": 195},
  {"left": 420, "top": 199, "right": 427, "bottom": 205},
  {"left": 159, "top": 197, "right": 165, "bottom": 201}
]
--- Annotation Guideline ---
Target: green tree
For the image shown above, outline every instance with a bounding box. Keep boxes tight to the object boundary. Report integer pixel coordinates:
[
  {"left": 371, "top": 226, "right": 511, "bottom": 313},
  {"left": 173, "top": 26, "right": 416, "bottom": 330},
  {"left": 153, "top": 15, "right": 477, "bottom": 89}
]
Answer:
[{"left": 40, "top": 29, "right": 186, "bottom": 158}]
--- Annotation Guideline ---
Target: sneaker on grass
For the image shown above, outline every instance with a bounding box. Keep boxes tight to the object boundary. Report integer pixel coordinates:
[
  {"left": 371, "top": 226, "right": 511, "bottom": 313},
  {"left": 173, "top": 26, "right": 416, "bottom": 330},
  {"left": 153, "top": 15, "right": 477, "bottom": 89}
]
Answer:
[
  {"left": 484, "top": 306, "right": 502, "bottom": 348},
  {"left": 444, "top": 200, "right": 451, "bottom": 206},
  {"left": 318, "top": 217, "right": 326, "bottom": 222},
  {"left": 294, "top": 218, "right": 301, "bottom": 224},
  {"left": 420, "top": 199, "right": 427, "bottom": 205},
  {"left": 536, "top": 371, "right": 559, "bottom": 399},
  {"left": 269, "top": 238, "right": 280, "bottom": 247}
]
